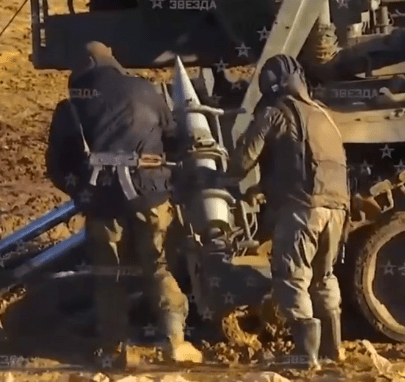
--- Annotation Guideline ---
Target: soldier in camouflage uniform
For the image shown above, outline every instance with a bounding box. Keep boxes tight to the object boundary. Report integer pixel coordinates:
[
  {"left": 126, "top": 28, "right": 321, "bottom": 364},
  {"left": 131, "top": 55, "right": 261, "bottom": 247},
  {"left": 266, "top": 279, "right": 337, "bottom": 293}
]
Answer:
[
  {"left": 228, "top": 54, "right": 350, "bottom": 369},
  {"left": 46, "top": 41, "right": 202, "bottom": 366}
]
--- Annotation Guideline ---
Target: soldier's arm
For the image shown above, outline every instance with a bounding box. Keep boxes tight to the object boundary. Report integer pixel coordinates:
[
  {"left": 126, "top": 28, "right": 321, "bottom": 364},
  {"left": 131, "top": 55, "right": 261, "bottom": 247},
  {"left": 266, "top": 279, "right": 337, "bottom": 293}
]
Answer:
[
  {"left": 229, "top": 106, "right": 284, "bottom": 178},
  {"left": 46, "top": 100, "right": 88, "bottom": 194}
]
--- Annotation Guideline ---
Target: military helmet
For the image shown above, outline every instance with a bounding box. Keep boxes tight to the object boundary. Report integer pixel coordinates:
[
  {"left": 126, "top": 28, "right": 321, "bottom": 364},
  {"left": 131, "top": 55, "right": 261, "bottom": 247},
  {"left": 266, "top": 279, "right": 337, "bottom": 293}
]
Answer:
[{"left": 258, "top": 54, "right": 306, "bottom": 96}]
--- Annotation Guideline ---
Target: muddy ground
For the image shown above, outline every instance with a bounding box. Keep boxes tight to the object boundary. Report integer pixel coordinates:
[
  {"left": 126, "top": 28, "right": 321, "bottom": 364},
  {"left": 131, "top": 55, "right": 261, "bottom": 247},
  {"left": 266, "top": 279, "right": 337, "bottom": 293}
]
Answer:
[{"left": 1, "top": 0, "right": 405, "bottom": 381}]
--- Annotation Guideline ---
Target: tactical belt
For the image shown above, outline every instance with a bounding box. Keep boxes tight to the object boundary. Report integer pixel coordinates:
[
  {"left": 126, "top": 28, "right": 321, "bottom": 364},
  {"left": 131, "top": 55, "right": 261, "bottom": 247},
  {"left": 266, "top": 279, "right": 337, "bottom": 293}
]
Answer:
[{"left": 67, "top": 99, "right": 165, "bottom": 200}]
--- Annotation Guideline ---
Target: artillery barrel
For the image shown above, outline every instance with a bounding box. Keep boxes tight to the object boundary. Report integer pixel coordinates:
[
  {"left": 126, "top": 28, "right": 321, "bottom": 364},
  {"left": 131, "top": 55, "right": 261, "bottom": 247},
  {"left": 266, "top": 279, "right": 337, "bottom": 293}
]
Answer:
[
  {"left": 171, "top": 56, "right": 234, "bottom": 234},
  {"left": 12, "top": 230, "right": 86, "bottom": 280},
  {"left": 0, "top": 201, "right": 79, "bottom": 255}
]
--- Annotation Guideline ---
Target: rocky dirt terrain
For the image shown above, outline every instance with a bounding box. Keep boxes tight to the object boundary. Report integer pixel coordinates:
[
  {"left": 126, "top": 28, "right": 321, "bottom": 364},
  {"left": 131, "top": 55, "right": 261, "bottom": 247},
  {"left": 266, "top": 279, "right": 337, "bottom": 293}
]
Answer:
[
  {"left": 0, "top": 0, "right": 173, "bottom": 240},
  {"left": 1, "top": 0, "right": 405, "bottom": 381}
]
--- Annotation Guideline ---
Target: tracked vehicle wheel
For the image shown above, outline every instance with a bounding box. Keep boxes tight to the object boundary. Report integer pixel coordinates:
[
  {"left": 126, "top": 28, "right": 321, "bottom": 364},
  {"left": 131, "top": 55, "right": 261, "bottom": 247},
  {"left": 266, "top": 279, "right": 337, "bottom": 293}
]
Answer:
[{"left": 355, "top": 211, "right": 405, "bottom": 342}]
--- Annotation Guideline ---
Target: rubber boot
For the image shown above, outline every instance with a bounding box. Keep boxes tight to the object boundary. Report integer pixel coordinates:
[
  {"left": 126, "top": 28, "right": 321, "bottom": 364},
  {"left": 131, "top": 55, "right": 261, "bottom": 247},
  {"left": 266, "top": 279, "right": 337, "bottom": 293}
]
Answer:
[
  {"left": 163, "top": 312, "right": 203, "bottom": 363},
  {"left": 319, "top": 310, "right": 343, "bottom": 362},
  {"left": 93, "top": 281, "right": 129, "bottom": 369},
  {"left": 290, "top": 318, "right": 321, "bottom": 370}
]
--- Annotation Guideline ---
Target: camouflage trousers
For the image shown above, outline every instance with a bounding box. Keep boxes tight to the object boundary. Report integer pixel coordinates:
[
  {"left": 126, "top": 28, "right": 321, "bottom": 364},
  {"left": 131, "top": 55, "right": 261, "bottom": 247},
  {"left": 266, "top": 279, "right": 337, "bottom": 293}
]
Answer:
[
  {"left": 271, "top": 206, "right": 346, "bottom": 321},
  {"left": 86, "top": 200, "right": 188, "bottom": 346}
]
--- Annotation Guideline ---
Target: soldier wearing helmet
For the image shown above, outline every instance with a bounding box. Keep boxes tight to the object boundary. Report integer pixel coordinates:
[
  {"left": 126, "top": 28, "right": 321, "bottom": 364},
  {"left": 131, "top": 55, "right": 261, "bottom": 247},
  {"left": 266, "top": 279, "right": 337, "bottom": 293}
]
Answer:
[
  {"left": 229, "top": 54, "right": 350, "bottom": 369},
  {"left": 46, "top": 41, "right": 202, "bottom": 366}
]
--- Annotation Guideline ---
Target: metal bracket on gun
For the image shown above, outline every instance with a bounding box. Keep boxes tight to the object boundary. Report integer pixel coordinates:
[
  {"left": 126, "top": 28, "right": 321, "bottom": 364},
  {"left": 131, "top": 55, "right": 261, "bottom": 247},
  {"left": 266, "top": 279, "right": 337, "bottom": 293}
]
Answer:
[
  {"left": 173, "top": 103, "right": 246, "bottom": 170},
  {"left": 237, "top": 200, "right": 260, "bottom": 250}
]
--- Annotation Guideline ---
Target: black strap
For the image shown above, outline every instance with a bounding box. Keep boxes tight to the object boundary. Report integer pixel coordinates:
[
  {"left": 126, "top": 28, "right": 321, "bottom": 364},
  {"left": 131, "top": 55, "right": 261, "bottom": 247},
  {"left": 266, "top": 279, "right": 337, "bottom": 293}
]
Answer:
[{"left": 67, "top": 100, "right": 91, "bottom": 157}]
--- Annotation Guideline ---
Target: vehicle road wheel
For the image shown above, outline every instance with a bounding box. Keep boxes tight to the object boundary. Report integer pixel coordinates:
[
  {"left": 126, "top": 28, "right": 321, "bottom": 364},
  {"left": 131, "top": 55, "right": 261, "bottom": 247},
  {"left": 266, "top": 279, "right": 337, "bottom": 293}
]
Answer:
[{"left": 354, "top": 211, "right": 405, "bottom": 342}]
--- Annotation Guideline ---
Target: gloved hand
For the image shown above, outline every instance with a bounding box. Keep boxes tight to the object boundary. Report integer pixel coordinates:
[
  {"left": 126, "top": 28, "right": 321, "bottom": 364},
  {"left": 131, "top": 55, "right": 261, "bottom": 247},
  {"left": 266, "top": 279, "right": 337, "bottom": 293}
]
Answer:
[
  {"left": 243, "top": 184, "right": 266, "bottom": 207},
  {"left": 351, "top": 193, "right": 381, "bottom": 221}
]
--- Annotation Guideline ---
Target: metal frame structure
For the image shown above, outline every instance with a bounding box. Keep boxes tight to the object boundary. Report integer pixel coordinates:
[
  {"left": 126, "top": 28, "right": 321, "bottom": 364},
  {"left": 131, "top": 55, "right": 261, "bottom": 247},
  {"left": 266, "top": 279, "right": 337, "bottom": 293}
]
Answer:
[{"left": 30, "top": 0, "right": 278, "bottom": 69}]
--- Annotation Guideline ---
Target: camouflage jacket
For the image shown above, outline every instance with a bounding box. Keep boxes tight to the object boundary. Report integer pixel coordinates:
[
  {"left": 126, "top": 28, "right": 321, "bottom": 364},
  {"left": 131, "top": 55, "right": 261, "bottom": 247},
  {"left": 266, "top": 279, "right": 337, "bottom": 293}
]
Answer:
[{"left": 230, "top": 95, "right": 350, "bottom": 212}]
